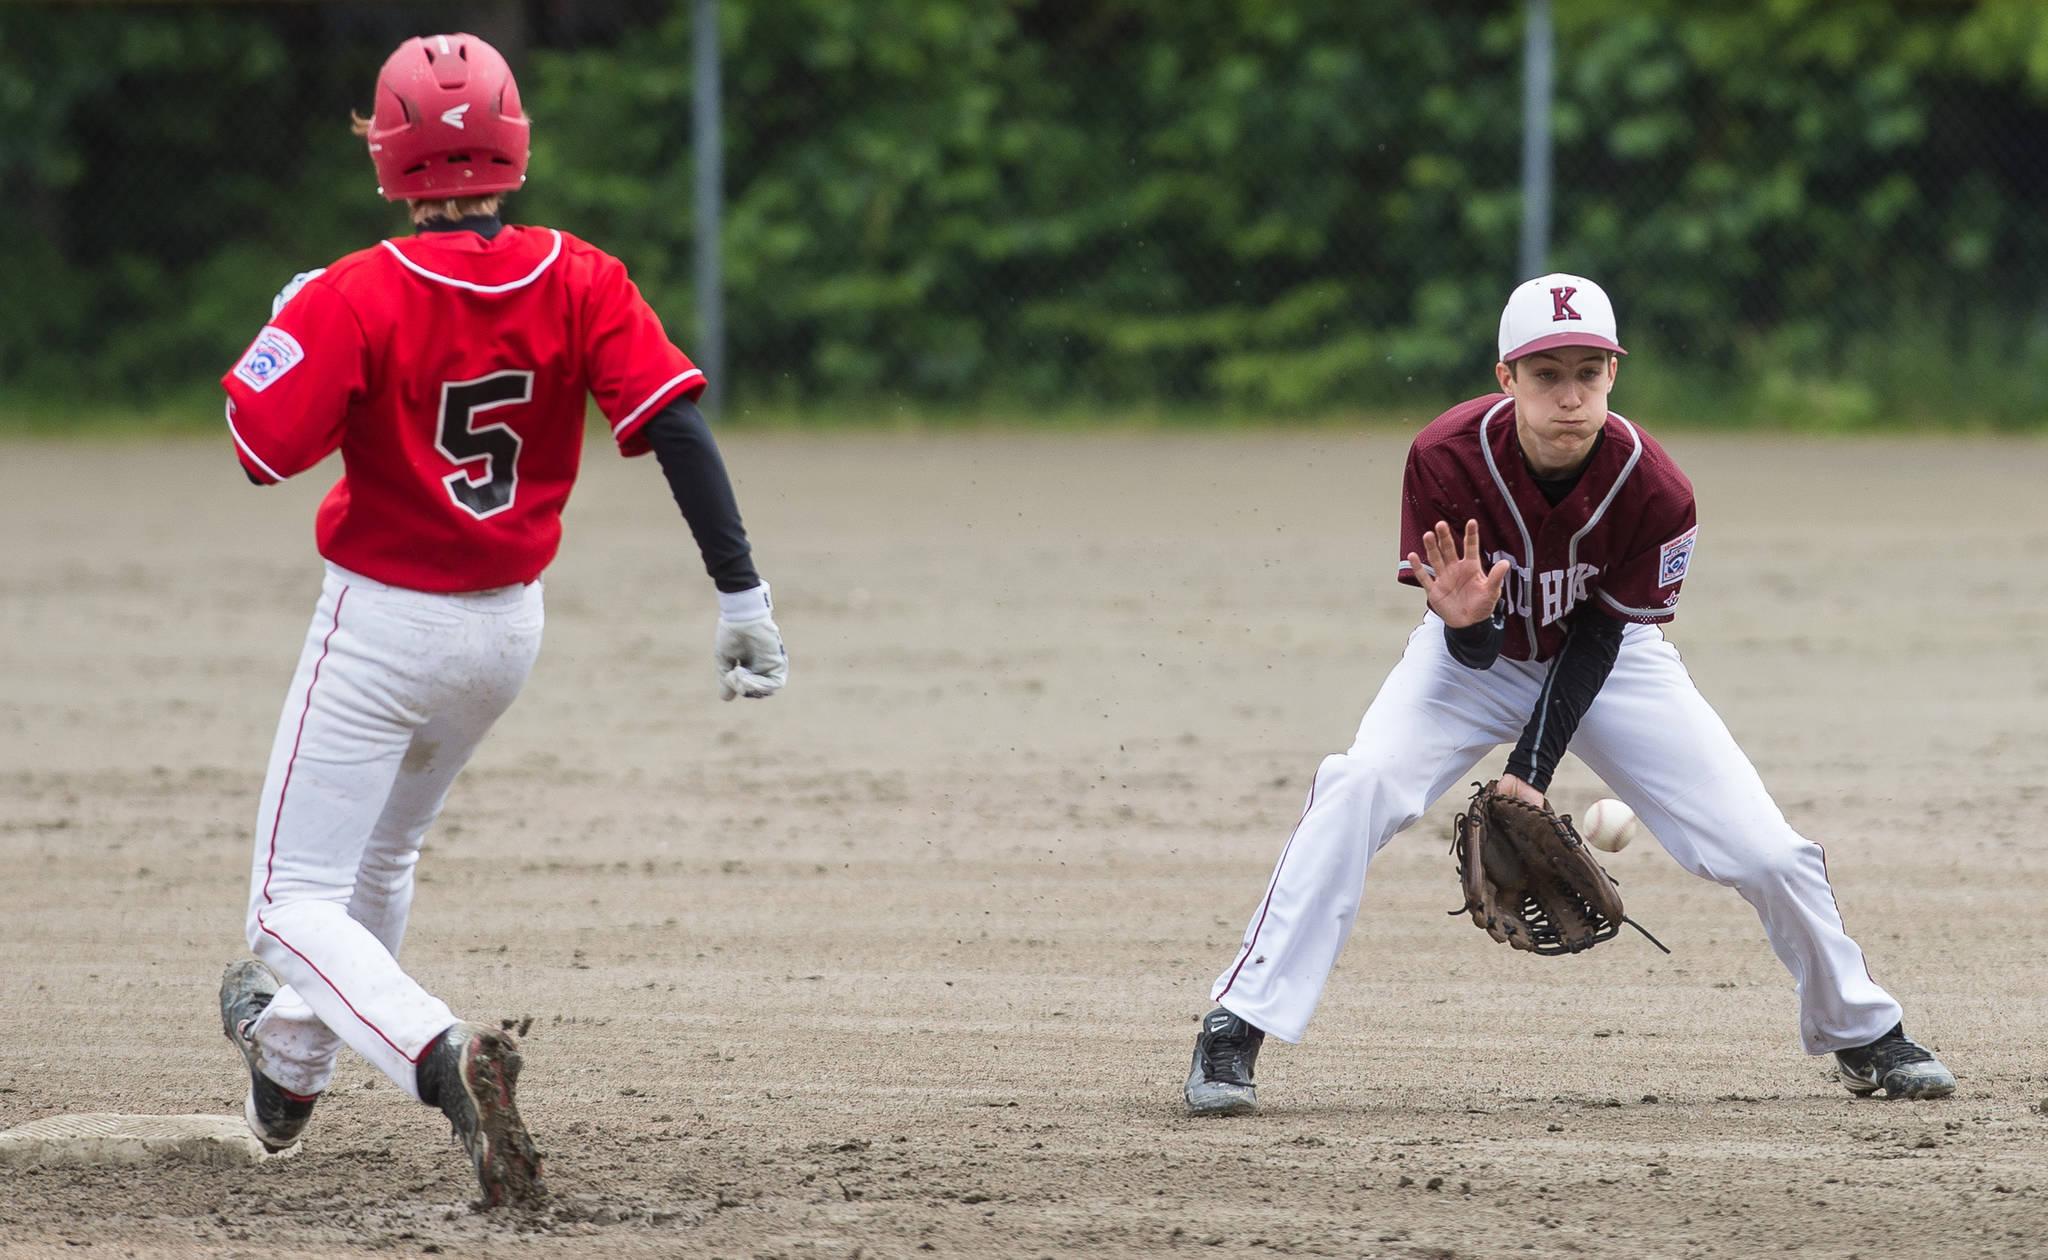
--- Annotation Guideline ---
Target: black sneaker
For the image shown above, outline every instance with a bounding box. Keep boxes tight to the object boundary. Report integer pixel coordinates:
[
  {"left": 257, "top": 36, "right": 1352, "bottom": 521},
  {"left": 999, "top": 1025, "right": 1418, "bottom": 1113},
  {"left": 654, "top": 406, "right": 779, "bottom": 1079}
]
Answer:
[
  {"left": 218, "top": 959, "right": 319, "bottom": 1151},
  {"left": 1185, "top": 1007, "right": 1265, "bottom": 1115},
  {"left": 1834, "top": 1023, "right": 1955, "bottom": 1099},
  {"left": 417, "top": 1022, "right": 544, "bottom": 1207}
]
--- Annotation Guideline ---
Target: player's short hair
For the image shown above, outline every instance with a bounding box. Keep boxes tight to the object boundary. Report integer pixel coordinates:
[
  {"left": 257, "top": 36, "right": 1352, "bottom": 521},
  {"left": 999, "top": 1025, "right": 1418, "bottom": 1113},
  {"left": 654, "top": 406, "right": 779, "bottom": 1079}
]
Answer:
[
  {"left": 352, "top": 111, "right": 507, "bottom": 226},
  {"left": 405, "top": 195, "right": 506, "bottom": 226}
]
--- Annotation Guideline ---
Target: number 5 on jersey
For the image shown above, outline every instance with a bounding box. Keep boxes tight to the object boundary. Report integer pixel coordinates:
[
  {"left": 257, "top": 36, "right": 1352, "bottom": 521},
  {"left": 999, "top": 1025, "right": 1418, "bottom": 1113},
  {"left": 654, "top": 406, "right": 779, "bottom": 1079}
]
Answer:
[{"left": 438, "top": 371, "right": 532, "bottom": 518}]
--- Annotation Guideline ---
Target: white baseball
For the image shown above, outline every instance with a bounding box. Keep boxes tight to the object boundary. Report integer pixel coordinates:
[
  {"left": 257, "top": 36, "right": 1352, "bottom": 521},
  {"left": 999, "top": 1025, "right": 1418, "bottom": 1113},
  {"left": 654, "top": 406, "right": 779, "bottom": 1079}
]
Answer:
[{"left": 1581, "top": 798, "right": 1640, "bottom": 853}]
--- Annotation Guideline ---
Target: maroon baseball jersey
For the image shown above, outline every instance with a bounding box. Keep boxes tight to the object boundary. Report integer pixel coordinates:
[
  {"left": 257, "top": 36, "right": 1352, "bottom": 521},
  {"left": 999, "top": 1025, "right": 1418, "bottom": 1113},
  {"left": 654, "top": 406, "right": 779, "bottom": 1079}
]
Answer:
[
  {"left": 1396, "top": 394, "right": 1698, "bottom": 661},
  {"left": 221, "top": 227, "right": 705, "bottom": 592}
]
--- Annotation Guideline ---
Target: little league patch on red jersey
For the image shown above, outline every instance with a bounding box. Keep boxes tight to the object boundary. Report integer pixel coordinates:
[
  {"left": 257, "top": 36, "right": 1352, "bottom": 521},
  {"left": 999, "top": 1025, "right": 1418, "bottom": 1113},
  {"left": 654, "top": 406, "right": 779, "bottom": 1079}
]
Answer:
[
  {"left": 233, "top": 326, "right": 305, "bottom": 392},
  {"left": 1659, "top": 525, "right": 1699, "bottom": 587},
  {"left": 221, "top": 228, "right": 706, "bottom": 591}
]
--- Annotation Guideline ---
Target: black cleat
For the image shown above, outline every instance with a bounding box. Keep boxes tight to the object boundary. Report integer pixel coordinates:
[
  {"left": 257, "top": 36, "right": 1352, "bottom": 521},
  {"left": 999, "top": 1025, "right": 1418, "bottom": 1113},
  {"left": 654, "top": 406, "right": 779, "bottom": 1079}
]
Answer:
[
  {"left": 1185, "top": 1007, "right": 1265, "bottom": 1116},
  {"left": 1834, "top": 1023, "right": 1955, "bottom": 1100},
  {"left": 417, "top": 1022, "right": 544, "bottom": 1207},
  {"left": 219, "top": 959, "right": 318, "bottom": 1151}
]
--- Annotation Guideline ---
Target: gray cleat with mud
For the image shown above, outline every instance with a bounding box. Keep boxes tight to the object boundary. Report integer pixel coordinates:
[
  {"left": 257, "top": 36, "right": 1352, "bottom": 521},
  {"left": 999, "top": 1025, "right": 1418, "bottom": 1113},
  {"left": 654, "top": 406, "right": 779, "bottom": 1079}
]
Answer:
[
  {"left": 1185, "top": 1007, "right": 1265, "bottom": 1115},
  {"left": 1834, "top": 1023, "right": 1955, "bottom": 1100}
]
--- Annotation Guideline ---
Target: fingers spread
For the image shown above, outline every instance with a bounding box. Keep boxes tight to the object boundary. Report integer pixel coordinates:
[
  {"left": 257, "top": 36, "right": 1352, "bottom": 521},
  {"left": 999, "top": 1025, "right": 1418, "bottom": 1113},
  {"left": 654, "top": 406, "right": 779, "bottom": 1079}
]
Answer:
[
  {"left": 1406, "top": 550, "right": 1432, "bottom": 588},
  {"left": 1420, "top": 528, "right": 1445, "bottom": 575},
  {"left": 1482, "top": 558, "right": 1510, "bottom": 600}
]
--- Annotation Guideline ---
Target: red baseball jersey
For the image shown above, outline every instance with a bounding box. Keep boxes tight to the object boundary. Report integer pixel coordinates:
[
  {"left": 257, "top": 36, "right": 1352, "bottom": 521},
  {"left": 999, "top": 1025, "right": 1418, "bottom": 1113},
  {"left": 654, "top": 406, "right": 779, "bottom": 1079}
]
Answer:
[
  {"left": 221, "top": 227, "right": 705, "bottom": 592},
  {"left": 1396, "top": 394, "right": 1698, "bottom": 662}
]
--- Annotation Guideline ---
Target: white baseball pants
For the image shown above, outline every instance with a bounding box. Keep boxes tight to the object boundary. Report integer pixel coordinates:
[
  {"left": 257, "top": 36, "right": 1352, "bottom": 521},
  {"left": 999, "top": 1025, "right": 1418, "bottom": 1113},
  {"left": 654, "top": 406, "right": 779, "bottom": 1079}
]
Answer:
[
  {"left": 242, "top": 563, "right": 543, "bottom": 1099},
  {"left": 1212, "top": 613, "right": 1903, "bottom": 1054}
]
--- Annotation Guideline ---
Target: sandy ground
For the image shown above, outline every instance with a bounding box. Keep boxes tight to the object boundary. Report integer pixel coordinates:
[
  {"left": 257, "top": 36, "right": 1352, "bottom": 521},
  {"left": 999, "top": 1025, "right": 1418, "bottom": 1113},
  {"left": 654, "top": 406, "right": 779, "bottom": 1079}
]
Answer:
[{"left": 3, "top": 427, "right": 2047, "bottom": 1259}]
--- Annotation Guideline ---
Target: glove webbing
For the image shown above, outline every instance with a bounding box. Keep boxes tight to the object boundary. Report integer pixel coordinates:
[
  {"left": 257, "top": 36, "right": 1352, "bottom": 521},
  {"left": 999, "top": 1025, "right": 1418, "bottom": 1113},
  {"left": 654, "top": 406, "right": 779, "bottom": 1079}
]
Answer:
[{"left": 1448, "top": 788, "right": 1672, "bottom": 955}]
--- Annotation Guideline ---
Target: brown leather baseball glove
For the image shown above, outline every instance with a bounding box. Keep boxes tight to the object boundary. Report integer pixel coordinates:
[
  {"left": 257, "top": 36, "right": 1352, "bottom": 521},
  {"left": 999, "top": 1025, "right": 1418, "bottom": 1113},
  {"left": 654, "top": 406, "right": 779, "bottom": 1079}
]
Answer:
[{"left": 1450, "top": 780, "right": 1668, "bottom": 956}]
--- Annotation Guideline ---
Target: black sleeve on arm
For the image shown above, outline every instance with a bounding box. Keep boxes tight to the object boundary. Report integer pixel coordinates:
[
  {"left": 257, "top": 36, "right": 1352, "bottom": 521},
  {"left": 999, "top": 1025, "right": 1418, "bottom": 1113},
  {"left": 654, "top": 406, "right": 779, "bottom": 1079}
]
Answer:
[
  {"left": 1503, "top": 604, "right": 1625, "bottom": 792},
  {"left": 1443, "top": 608, "right": 1506, "bottom": 670},
  {"left": 641, "top": 397, "right": 762, "bottom": 593}
]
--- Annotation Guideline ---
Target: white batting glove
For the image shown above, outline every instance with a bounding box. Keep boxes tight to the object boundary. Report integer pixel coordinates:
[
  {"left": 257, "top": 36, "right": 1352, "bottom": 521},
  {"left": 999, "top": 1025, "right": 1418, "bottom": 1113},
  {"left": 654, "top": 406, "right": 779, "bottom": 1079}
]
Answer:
[
  {"left": 270, "top": 268, "right": 326, "bottom": 317},
  {"left": 712, "top": 584, "right": 787, "bottom": 701}
]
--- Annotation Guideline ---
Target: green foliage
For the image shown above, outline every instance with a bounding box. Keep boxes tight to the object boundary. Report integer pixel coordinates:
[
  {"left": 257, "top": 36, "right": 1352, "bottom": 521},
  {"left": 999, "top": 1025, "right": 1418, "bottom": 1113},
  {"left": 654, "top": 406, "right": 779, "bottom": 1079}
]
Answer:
[
  {"left": 3, "top": 0, "right": 2046, "bottom": 426},
  {"left": 0, "top": 6, "right": 394, "bottom": 398},
  {"left": 525, "top": 0, "right": 1523, "bottom": 409}
]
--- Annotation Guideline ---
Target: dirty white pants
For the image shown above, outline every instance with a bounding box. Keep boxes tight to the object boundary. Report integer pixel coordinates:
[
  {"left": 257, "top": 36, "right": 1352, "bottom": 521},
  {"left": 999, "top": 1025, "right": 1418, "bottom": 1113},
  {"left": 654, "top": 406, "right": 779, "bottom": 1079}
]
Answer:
[
  {"left": 242, "top": 563, "right": 542, "bottom": 1098},
  {"left": 1212, "top": 614, "right": 1901, "bottom": 1053}
]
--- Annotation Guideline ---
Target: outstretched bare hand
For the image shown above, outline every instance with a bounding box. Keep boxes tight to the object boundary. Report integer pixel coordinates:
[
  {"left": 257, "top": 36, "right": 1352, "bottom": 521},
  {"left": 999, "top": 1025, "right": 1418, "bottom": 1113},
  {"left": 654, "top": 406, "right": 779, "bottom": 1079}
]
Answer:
[{"left": 1407, "top": 519, "right": 1510, "bottom": 629}]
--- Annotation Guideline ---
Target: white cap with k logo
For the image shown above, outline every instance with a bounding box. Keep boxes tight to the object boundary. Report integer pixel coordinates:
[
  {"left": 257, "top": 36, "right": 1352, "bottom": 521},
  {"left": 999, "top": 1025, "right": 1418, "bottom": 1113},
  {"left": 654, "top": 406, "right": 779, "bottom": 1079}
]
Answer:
[{"left": 1498, "top": 272, "right": 1627, "bottom": 363}]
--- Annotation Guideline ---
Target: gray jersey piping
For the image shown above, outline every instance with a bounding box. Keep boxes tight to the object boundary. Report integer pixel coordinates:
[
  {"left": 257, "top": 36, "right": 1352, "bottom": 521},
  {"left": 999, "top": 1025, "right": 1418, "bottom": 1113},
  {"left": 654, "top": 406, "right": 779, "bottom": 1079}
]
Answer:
[
  {"left": 1476, "top": 397, "right": 1538, "bottom": 657},
  {"left": 1596, "top": 588, "right": 1676, "bottom": 619},
  {"left": 1566, "top": 415, "right": 1643, "bottom": 573}
]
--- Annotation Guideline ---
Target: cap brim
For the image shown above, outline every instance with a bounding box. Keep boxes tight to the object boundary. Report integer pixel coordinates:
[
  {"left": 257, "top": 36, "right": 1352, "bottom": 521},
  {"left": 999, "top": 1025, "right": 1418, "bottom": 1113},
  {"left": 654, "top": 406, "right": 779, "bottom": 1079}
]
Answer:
[{"left": 1501, "top": 332, "right": 1626, "bottom": 362}]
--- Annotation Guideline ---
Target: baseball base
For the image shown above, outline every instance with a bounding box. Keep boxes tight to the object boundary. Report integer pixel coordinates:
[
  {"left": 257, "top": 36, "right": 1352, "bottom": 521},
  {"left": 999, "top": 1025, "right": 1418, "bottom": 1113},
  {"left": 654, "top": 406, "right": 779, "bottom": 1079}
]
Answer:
[{"left": 0, "top": 1113, "right": 296, "bottom": 1170}]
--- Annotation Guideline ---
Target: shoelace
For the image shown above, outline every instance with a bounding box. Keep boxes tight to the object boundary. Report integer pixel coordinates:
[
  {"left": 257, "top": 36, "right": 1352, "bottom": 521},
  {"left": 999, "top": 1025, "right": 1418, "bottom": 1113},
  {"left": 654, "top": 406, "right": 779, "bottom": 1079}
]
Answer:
[
  {"left": 1201, "top": 1031, "right": 1256, "bottom": 1084},
  {"left": 1845, "top": 1032, "right": 1931, "bottom": 1074}
]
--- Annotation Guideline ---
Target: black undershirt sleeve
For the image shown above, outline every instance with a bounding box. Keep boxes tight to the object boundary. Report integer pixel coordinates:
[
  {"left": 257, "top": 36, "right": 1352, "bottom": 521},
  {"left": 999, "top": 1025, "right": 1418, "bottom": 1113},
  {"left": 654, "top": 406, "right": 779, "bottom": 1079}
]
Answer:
[
  {"left": 1443, "top": 610, "right": 1507, "bottom": 669},
  {"left": 641, "top": 398, "right": 762, "bottom": 593},
  {"left": 1503, "top": 603, "right": 1625, "bottom": 792}
]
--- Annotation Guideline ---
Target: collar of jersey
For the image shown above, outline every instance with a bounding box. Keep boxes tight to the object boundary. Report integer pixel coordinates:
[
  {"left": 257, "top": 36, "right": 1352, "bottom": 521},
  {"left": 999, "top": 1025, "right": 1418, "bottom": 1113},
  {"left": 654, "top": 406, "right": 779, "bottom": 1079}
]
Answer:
[
  {"left": 378, "top": 228, "right": 563, "bottom": 294},
  {"left": 1476, "top": 398, "right": 1644, "bottom": 655}
]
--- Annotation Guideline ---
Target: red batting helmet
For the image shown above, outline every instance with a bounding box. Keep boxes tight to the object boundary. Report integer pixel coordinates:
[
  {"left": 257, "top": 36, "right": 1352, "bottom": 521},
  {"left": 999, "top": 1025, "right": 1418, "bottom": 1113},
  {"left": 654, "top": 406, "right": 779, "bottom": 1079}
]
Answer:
[{"left": 366, "top": 33, "right": 529, "bottom": 201}]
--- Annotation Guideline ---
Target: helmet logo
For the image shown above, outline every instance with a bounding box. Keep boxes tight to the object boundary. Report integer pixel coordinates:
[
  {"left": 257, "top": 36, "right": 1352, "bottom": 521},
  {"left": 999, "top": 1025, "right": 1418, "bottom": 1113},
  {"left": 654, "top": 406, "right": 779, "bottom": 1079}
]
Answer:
[{"left": 370, "top": 33, "right": 527, "bottom": 200}]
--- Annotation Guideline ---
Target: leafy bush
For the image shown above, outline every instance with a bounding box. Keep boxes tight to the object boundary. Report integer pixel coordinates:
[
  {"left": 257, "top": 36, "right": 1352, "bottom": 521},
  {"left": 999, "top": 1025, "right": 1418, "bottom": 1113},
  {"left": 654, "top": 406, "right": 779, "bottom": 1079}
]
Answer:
[{"left": 5, "top": 0, "right": 2047, "bottom": 425}]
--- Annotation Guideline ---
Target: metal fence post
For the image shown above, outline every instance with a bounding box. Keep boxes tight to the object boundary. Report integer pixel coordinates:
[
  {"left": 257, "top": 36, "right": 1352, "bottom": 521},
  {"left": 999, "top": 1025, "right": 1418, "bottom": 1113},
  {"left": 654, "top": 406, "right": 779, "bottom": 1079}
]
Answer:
[
  {"left": 693, "top": 0, "right": 725, "bottom": 416},
  {"left": 1519, "top": 0, "right": 1553, "bottom": 283}
]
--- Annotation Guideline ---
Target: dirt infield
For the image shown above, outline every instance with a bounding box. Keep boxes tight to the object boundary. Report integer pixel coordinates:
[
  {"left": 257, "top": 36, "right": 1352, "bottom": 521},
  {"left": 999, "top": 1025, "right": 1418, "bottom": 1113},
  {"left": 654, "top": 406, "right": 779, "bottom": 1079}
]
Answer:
[{"left": 4, "top": 428, "right": 2047, "bottom": 1258}]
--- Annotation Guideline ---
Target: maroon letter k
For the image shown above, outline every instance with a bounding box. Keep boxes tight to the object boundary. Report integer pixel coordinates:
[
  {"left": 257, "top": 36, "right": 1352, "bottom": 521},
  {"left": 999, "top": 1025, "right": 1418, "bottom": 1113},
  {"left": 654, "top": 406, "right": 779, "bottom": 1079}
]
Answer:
[{"left": 1550, "top": 287, "right": 1581, "bottom": 321}]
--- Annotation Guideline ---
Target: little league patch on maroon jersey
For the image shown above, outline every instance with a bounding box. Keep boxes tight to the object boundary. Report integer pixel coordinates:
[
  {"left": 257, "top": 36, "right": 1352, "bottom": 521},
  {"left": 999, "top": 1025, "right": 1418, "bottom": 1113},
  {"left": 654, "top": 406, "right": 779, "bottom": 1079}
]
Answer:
[
  {"left": 232, "top": 326, "right": 305, "bottom": 392},
  {"left": 1658, "top": 525, "right": 1699, "bottom": 587}
]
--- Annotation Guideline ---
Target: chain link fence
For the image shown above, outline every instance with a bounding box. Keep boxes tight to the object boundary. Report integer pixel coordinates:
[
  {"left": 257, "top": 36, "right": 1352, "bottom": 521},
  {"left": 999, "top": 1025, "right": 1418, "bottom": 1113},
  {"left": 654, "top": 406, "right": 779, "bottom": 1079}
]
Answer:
[{"left": 5, "top": 0, "right": 2045, "bottom": 425}]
